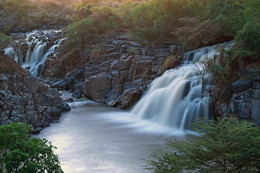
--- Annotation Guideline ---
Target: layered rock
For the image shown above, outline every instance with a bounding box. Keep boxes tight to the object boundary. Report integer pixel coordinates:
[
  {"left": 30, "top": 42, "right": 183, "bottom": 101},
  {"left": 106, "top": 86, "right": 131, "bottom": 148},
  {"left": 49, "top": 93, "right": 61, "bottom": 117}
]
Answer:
[
  {"left": 231, "top": 80, "right": 260, "bottom": 123},
  {"left": 45, "top": 32, "right": 180, "bottom": 108},
  {"left": 0, "top": 55, "right": 70, "bottom": 133}
]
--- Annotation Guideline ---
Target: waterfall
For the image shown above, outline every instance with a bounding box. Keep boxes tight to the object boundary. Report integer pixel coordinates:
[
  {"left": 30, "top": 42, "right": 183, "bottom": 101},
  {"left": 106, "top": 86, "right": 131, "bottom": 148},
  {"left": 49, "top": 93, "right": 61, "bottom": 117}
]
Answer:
[
  {"left": 22, "top": 38, "right": 66, "bottom": 77},
  {"left": 131, "top": 42, "right": 233, "bottom": 130},
  {"left": 4, "top": 30, "right": 64, "bottom": 77}
]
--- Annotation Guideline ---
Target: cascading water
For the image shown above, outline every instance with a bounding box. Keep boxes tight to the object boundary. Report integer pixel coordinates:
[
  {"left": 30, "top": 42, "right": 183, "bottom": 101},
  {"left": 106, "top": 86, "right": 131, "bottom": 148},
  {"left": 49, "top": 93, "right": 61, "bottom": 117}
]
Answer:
[
  {"left": 131, "top": 42, "right": 233, "bottom": 130},
  {"left": 4, "top": 30, "right": 65, "bottom": 77},
  {"left": 22, "top": 38, "right": 66, "bottom": 76}
]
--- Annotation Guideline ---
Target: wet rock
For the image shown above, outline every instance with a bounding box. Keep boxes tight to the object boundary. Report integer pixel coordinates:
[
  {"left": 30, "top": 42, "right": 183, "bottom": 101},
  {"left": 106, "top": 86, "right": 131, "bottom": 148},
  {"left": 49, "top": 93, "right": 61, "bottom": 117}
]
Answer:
[
  {"left": 72, "top": 90, "right": 82, "bottom": 98},
  {"left": 119, "top": 88, "right": 142, "bottom": 109}
]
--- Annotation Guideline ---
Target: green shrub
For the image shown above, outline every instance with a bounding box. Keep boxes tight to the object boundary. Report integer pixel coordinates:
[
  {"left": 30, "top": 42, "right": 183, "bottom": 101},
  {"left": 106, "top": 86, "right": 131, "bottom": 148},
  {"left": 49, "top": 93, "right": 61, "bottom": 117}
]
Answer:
[
  {"left": 116, "top": 0, "right": 136, "bottom": 28},
  {"left": 134, "top": 26, "right": 158, "bottom": 43},
  {"left": 0, "top": 123, "right": 63, "bottom": 173},
  {"left": 2, "top": 25, "right": 12, "bottom": 34},
  {"left": 130, "top": 2, "right": 162, "bottom": 28},
  {"left": 236, "top": 20, "right": 260, "bottom": 53},
  {"left": 70, "top": 2, "right": 92, "bottom": 21},
  {"left": 91, "top": 6, "right": 121, "bottom": 31},
  {"left": 148, "top": 118, "right": 260, "bottom": 173},
  {"left": 66, "top": 17, "right": 97, "bottom": 46},
  {"left": 127, "top": 47, "right": 138, "bottom": 55},
  {"left": 65, "top": 5, "right": 120, "bottom": 47},
  {"left": 4, "top": 0, "right": 27, "bottom": 12}
]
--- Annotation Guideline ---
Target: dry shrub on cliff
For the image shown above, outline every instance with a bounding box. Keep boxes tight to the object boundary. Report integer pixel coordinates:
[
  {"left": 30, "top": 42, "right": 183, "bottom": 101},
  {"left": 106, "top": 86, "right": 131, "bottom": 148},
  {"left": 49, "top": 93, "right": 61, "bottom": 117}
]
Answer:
[
  {"left": 0, "top": 55, "right": 28, "bottom": 77},
  {"left": 163, "top": 54, "right": 180, "bottom": 70}
]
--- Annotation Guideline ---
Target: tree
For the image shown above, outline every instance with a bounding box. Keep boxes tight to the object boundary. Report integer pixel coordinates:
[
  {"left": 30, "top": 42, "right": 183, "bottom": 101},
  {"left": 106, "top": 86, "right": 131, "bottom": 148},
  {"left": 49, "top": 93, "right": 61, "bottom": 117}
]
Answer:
[
  {"left": 147, "top": 118, "right": 260, "bottom": 173},
  {"left": 0, "top": 123, "right": 63, "bottom": 173}
]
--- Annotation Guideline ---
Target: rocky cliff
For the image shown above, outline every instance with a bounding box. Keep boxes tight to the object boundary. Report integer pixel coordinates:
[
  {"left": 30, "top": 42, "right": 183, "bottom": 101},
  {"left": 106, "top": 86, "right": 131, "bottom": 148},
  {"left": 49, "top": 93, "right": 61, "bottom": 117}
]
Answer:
[
  {"left": 231, "top": 80, "right": 260, "bottom": 124},
  {"left": 40, "top": 31, "right": 259, "bottom": 122},
  {"left": 0, "top": 55, "right": 70, "bottom": 133},
  {"left": 44, "top": 31, "right": 180, "bottom": 109}
]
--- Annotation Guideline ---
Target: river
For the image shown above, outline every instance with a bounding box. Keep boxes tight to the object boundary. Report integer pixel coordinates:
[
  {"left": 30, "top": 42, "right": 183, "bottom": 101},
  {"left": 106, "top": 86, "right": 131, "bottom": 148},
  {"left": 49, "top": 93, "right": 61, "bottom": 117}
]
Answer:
[{"left": 34, "top": 101, "right": 184, "bottom": 173}]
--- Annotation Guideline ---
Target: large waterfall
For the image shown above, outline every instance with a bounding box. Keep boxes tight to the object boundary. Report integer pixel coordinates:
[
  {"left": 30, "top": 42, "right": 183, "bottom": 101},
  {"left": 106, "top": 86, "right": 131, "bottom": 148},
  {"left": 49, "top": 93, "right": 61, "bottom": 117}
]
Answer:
[
  {"left": 131, "top": 42, "right": 233, "bottom": 130},
  {"left": 4, "top": 30, "right": 65, "bottom": 77}
]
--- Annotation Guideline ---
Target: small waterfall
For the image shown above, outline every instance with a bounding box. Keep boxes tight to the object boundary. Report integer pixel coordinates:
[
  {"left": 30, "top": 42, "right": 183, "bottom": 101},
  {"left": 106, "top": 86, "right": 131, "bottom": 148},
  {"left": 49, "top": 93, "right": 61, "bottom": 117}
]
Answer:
[
  {"left": 4, "top": 30, "right": 64, "bottom": 77},
  {"left": 22, "top": 38, "right": 65, "bottom": 77},
  {"left": 131, "top": 42, "right": 233, "bottom": 130}
]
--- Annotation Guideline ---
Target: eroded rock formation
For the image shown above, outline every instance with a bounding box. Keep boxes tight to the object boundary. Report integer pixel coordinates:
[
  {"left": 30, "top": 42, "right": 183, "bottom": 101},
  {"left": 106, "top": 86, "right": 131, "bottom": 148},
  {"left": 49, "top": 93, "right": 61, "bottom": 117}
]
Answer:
[{"left": 0, "top": 55, "right": 70, "bottom": 133}]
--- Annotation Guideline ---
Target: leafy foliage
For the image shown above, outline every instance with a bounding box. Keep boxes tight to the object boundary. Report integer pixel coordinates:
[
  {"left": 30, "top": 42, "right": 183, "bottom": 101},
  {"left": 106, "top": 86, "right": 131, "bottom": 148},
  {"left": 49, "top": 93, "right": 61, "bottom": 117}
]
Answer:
[
  {"left": 148, "top": 118, "right": 260, "bottom": 173},
  {"left": 65, "top": 5, "right": 120, "bottom": 47},
  {"left": 236, "top": 20, "right": 260, "bottom": 53},
  {"left": 0, "top": 123, "right": 63, "bottom": 173}
]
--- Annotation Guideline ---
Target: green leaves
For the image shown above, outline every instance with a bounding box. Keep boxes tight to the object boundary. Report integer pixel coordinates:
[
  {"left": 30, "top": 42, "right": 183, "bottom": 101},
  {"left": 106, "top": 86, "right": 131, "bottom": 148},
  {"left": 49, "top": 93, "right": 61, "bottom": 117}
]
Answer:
[
  {"left": 148, "top": 118, "right": 260, "bottom": 173},
  {"left": 0, "top": 123, "right": 63, "bottom": 173},
  {"left": 236, "top": 20, "right": 260, "bottom": 53}
]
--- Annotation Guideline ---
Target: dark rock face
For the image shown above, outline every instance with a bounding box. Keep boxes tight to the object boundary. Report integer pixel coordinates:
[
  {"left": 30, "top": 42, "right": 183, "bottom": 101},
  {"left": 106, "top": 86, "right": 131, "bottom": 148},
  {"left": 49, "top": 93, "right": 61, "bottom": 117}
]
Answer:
[
  {"left": 79, "top": 53, "right": 165, "bottom": 108},
  {"left": 232, "top": 80, "right": 252, "bottom": 93},
  {"left": 46, "top": 32, "right": 179, "bottom": 108},
  {"left": 231, "top": 81, "right": 260, "bottom": 122},
  {"left": 83, "top": 74, "right": 112, "bottom": 101},
  {"left": 0, "top": 56, "right": 70, "bottom": 133}
]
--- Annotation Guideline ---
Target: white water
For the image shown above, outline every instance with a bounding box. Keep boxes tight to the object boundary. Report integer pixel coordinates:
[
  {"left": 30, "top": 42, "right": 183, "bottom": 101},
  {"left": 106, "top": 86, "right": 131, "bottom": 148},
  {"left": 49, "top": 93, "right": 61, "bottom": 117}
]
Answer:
[
  {"left": 22, "top": 38, "right": 66, "bottom": 76},
  {"left": 33, "top": 42, "right": 233, "bottom": 172},
  {"left": 34, "top": 101, "right": 183, "bottom": 173},
  {"left": 131, "top": 42, "right": 233, "bottom": 130},
  {"left": 4, "top": 30, "right": 65, "bottom": 77}
]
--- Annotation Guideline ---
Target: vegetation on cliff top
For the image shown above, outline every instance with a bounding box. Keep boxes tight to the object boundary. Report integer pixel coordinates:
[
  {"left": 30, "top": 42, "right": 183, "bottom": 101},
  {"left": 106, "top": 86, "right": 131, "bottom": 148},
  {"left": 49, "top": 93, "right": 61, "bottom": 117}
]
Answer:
[{"left": 64, "top": 0, "right": 259, "bottom": 48}]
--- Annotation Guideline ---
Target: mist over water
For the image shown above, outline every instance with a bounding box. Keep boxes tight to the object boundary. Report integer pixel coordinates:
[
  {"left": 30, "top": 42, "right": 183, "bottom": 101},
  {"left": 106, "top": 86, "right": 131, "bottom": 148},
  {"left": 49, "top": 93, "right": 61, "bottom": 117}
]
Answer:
[
  {"left": 27, "top": 40, "right": 232, "bottom": 172},
  {"left": 35, "top": 101, "right": 182, "bottom": 173}
]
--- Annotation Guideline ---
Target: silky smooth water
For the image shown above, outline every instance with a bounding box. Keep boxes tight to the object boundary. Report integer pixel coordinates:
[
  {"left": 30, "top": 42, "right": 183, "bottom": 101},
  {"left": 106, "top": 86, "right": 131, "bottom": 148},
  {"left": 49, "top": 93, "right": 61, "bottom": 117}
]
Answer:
[
  {"left": 34, "top": 101, "right": 183, "bottom": 173},
  {"left": 131, "top": 41, "right": 234, "bottom": 130}
]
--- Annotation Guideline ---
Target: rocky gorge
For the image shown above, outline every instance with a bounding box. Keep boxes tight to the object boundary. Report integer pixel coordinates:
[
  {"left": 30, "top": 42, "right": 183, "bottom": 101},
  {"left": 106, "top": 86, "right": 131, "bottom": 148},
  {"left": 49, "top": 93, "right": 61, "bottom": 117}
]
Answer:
[
  {"left": 42, "top": 31, "right": 260, "bottom": 123},
  {"left": 2, "top": 29, "right": 260, "bottom": 131}
]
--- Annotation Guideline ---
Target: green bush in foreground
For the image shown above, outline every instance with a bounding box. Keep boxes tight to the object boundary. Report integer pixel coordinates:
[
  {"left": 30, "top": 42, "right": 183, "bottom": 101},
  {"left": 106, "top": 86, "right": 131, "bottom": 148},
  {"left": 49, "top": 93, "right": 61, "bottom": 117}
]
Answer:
[
  {"left": 0, "top": 123, "right": 63, "bottom": 173},
  {"left": 148, "top": 118, "right": 260, "bottom": 173}
]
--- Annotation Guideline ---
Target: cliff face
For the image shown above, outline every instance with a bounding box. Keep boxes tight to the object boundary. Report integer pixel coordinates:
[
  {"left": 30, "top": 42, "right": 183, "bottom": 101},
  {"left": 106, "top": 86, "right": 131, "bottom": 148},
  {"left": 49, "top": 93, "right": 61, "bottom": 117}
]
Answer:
[
  {"left": 0, "top": 55, "right": 70, "bottom": 133},
  {"left": 231, "top": 80, "right": 260, "bottom": 123},
  {"left": 44, "top": 32, "right": 180, "bottom": 109},
  {"left": 43, "top": 32, "right": 259, "bottom": 123}
]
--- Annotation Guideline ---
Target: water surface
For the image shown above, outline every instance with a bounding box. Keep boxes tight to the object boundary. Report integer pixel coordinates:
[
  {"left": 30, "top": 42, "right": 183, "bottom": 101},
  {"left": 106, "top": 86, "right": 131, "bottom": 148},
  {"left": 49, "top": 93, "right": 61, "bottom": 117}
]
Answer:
[{"left": 35, "top": 101, "right": 184, "bottom": 173}]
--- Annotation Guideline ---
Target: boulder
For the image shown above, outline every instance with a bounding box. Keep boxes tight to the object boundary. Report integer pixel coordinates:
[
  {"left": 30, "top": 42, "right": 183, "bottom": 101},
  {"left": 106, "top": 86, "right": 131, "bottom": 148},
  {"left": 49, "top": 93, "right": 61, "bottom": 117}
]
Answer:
[
  {"left": 83, "top": 73, "right": 112, "bottom": 101},
  {"left": 119, "top": 88, "right": 142, "bottom": 109}
]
